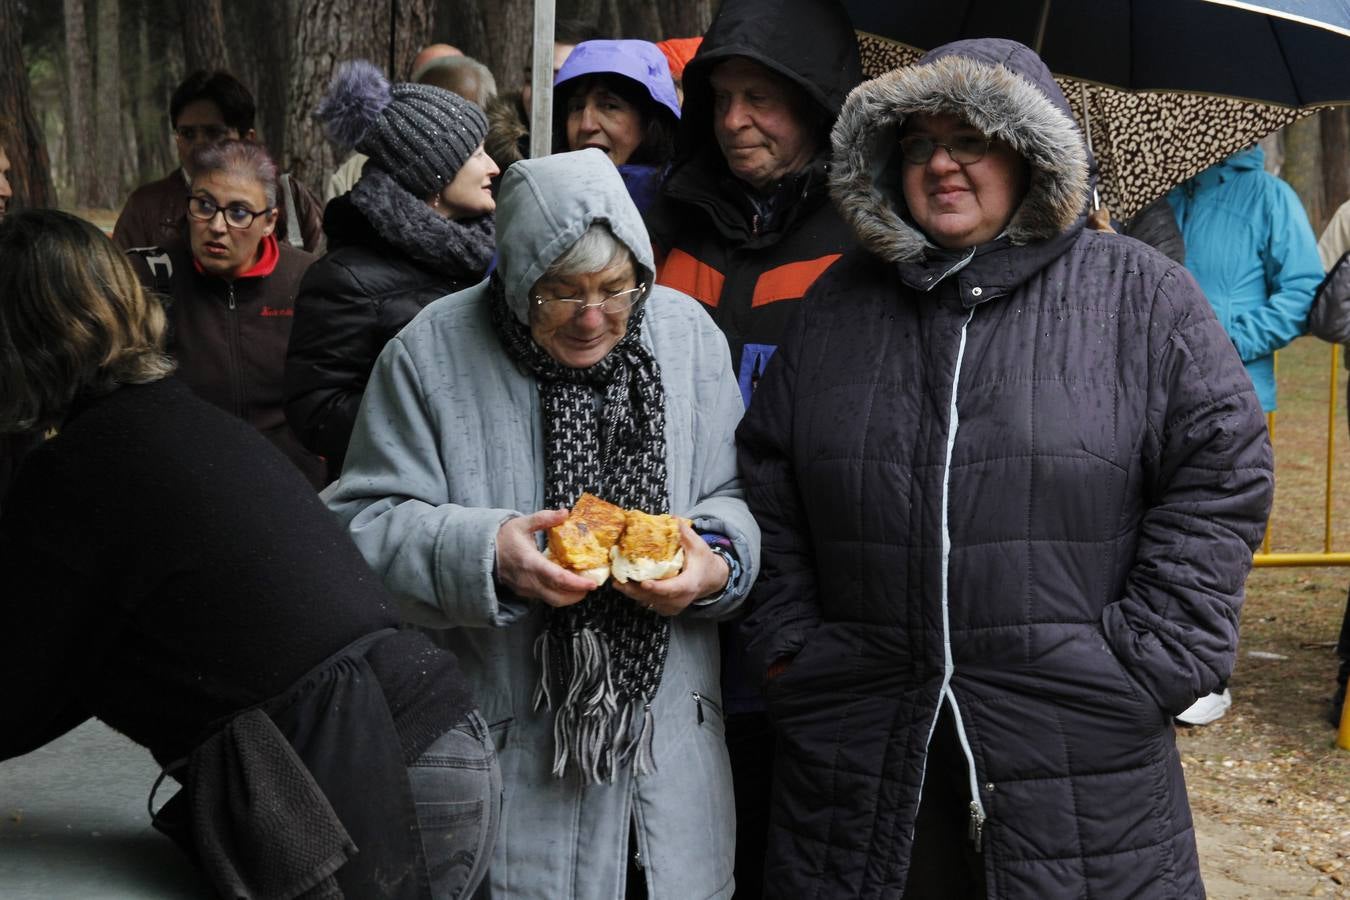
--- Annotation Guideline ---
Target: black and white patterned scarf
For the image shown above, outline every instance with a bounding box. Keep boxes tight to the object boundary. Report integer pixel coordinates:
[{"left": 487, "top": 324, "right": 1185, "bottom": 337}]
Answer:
[{"left": 489, "top": 275, "right": 672, "bottom": 784}]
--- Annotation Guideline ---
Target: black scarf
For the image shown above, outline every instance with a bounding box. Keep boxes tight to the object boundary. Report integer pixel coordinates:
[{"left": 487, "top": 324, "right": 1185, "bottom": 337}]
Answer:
[
  {"left": 349, "top": 165, "right": 496, "bottom": 279},
  {"left": 489, "top": 275, "right": 672, "bottom": 784}
]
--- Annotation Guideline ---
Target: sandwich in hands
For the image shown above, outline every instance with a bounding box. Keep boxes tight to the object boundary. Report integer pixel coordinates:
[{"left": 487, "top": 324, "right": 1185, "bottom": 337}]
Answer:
[
  {"left": 544, "top": 493, "right": 690, "bottom": 587},
  {"left": 609, "top": 509, "right": 688, "bottom": 584},
  {"left": 545, "top": 492, "right": 627, "bottom": 586}
]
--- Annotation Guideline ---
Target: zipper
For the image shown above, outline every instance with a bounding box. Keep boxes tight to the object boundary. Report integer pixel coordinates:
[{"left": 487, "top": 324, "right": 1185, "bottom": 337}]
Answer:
[
  {"left": 628, "top": 784, "right": 645, "bottom": 874},
  {"left": 691, "top": 691, "right": 722, "bottom": 725},
  {"left": 224, "top": 282, "right": 245, "bottom": 418},
  {"left": 937, "top": 306, "right": 988, "bottom": 849}
]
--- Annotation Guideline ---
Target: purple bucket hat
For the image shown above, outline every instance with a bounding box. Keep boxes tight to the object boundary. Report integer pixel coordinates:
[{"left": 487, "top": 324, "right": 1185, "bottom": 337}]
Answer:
[{"left": 554, "top": 39, "right": 682, "bottom": 121}]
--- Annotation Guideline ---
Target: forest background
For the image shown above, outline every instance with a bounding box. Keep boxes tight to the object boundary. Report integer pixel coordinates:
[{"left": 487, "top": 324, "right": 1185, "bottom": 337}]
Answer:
[
  {"left": 5, "top": 0, "right": 1350, "bottom": 228},
  {"left": 0, "top": 0, "right": 717, "bottom": 216}
]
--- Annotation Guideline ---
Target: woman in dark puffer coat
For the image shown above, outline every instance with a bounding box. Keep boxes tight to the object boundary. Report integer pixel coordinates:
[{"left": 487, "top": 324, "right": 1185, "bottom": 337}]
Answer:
[
  {"left": 286, "top": 61, "right": 497, "bottom": 477},
  {"left": 738, "top": 38, "right": 1274, "bottom": 899}
]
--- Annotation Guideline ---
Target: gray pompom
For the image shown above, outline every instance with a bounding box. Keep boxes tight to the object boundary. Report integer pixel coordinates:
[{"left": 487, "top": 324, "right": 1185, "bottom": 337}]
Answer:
[{"left": 316, "top": 59, "right": 393, "bottom": 152}]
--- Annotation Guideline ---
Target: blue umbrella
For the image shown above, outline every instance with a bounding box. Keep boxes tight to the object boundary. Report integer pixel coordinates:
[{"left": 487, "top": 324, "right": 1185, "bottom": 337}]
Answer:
[{"left": 846, "top": 0, "right": 1350, "bottom": 105}]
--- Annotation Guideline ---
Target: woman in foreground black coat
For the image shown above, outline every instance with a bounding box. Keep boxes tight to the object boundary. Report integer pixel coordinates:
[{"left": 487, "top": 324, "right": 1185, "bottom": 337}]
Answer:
[
  {"left": 0, "top": 210, "right": 498, "bottom": 900},
  {"left": 286, "top": 60, "right": 498, "bottom": 477},
  {"left": 738, "top": 38, "right": 1274, "bottom": 899}
]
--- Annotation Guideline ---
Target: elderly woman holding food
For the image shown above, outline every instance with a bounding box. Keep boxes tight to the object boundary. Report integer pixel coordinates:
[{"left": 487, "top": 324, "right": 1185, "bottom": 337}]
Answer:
[{"left": 325, "top": 147, "right": 758, "bottom": 899}]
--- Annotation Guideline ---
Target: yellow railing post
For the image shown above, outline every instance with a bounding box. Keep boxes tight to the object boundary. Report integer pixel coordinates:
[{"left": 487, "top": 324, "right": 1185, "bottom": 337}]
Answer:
[
  {"left": 1326, "top": 345, "right": 1339, "bottom": 554},
  {"left": 1339, "top": 691, "right": 1350, "bottom": 751}
]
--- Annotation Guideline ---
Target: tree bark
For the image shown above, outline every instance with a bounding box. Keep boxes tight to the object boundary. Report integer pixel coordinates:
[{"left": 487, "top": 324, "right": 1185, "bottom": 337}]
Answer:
[
  {"left": 657, "top": 0, "right": 714, "bottom": 38},
  {"left": 62, "top": 0, "right": 98, "bottom": 207},
  {"left": 1320, "top": 107, "right": 1350, "bottom": 229},
  {"left": 178, "top": 0, "right": 231, "bottom": 73},
  {"left": 0, "top": 0, "right": 57, "bottom": 210},
  {"left": 1281, "top": 116, "right": 1323, "bottom": 233},
  {"left": 433, "top": 0, "right": 535, "bottom": 92},
  {"left": 93, "top": 0, "right": 122, "bottom": 208},
  {"left": 286, "top": 0, "right": 396, "bottom": 190},
  {"left": 392, "top": 0, "right": 436, "bottom": 80},
  {"left": 225, "top": 0, "right": 291, "bottom": 161},
  {"left": 615, "top": 0, "right": 662, "bottom": 39}
]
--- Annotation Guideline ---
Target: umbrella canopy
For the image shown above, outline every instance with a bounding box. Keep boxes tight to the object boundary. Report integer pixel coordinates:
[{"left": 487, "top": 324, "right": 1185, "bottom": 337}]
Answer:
[
  {"left": 847, "top": 0, "right": 1350, "bottom": 220},
  {"left": 847, "top": 0, "right": 1350, "bottom": 105},
  {"left": 855, "top": 36, "right": 1315, "bottom": 221}
]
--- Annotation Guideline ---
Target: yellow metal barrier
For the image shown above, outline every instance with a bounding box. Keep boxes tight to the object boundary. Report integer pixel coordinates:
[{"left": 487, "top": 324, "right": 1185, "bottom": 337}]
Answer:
[
  {"left": 1247, "top": 346, "right": 1350, "bottom": 749},
  {"left": 1254, "top": 344, "right": 1350, "bottom": 567}
]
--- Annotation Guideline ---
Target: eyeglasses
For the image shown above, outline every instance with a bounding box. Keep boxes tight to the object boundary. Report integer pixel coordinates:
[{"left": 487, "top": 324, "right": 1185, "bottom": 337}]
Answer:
[
  {"left": 187, "top": 195, "right": 270, "bottom": 229},
  {"left": 174, "top": 124, "right": 233, "bottom": 142},
  {"left": 533, "top": 284, "right": 646, "bottom": 316},
  {"left": 898, "top": 134, "right": 993, "bottom": 166}
]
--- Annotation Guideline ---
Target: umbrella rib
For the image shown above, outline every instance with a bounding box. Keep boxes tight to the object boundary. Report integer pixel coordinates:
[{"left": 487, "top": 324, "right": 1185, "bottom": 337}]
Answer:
[{"left": 1261, "top": 12, "right": 1302, "bottom": 106}]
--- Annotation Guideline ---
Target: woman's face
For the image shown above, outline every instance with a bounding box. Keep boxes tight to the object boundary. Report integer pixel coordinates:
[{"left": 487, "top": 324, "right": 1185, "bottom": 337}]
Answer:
[
  {"left": 437, "top": 143, "right": 500, "bottom": 219},
  {"left": 529, "top": 258, "right": 637, "bottom": 368},
  {"left": 188, "top": 168, "right": 276, "bottom": 279},
  {"left": 565, "top": 83, "right": 644, "bottom": 166},
  {"left": 900, "top": 112, "right": 1028, "bottom": 250}
]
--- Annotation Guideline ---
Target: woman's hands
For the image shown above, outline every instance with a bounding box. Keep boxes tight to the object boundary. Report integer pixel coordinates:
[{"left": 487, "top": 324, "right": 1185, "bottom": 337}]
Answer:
[
  {"left": 494, "top": 510, "right": 597, "bottom": 607},
  {"left": 496, "top": 514, "right": 732, "bottom": 616},
  {"left": 611, "top": 523, "right": 730, "bottom": 617}
]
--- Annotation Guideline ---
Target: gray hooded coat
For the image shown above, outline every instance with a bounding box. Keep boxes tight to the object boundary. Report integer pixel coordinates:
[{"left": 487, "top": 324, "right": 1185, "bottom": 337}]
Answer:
[
  {"left": 737, "top": 39, "right": 1273, "bottom": 899},
  {"left": 325, "top": 148, "right": 759, "bottom": 899}
]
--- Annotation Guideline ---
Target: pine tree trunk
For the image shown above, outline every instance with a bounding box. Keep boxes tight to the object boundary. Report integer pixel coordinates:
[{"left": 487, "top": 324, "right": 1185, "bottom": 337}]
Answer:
[
  {"left": 1320, "top": 107, "right": 1350, "bottom": 229},
  {"left": 62, "top": 0, "right": 98, "bottom": 207},
  {"left": 393, "top": 0, "right": 436, "bottom": 80},
  {"left": 1281, "top": 116, "right": 1323, "bottom": 233},
  {"left": 0, "top": 0, "right": 56, "bottom": 210},
  {"left": 179, "top": 0, "right": 231, "bottom": 73},
  {"left": 225, "top": 0, "right": 291, "bottom": 161},
  {"left": 433, "top": 0, "right": 533, "bottom": 92},
  {"left": 616, "top": 0, "right": 662, "bottom": 40},
  {"left": 657, "top": 0, "right": 714, "bottom": 38},
  {"left": 93, "top": 0, "right": 122, "bottom": 208},
  {"left": 286, "top": 0, "right": 394, "bottom": 190}
]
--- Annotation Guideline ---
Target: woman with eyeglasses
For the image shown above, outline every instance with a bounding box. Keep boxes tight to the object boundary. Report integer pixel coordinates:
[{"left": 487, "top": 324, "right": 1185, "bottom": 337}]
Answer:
[
  {"left": 324, "top": 148, "right": 759, "bottom": 899},
  {"left": 737, "top": 39, "right": 1274, "bottom": 899},
  {"left": 127, "top": 139, "right": 324, "bottom": 487},
  {"left": 285, "top": 60, "right": 498, "bottom": 481}
]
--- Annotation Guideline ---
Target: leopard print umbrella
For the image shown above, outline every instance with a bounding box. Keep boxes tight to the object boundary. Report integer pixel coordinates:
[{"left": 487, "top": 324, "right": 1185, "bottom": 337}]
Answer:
[{"left": 856, "top": 33, "right": 1317, "bottom": 221}]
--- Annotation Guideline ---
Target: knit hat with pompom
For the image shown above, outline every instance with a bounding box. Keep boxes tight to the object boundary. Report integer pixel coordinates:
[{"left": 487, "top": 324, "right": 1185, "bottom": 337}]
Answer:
[{"left": 316, "top": 59, "right": 488, "bottom": 197}]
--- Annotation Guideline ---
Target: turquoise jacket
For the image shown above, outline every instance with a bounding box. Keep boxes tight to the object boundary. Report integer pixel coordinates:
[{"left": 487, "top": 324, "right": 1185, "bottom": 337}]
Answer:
[{"left": 1168, "top": 146, "right": 1323, "bottom": 411}]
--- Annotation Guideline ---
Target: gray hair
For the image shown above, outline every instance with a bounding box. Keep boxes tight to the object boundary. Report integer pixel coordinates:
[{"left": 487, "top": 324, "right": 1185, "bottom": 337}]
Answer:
[
  {"left": 189, "top": 139, "right": 279, "bottom": 208},
  {"left": 417, "top": 56, "right": 498, "bottom": 107},
  {"left": 544, "top": 223, "right": 635, "bottom": 281}
]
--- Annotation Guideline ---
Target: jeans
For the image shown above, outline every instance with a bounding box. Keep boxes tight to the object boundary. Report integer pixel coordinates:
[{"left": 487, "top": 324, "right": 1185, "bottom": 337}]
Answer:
[{"left": 407, "top": 710, "right": 502, "bottom": 899}]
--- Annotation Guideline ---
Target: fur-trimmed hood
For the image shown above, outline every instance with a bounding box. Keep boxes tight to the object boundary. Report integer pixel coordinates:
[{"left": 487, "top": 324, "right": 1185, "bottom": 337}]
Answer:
[{"left": 831, "top": 38, "right": 1089, "bottom": 263}]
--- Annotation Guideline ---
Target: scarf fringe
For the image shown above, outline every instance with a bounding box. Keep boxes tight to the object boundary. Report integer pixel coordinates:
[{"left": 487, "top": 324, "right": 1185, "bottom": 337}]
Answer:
[{"left": 534, "top": 625, "right": 658, "bottom": 783}]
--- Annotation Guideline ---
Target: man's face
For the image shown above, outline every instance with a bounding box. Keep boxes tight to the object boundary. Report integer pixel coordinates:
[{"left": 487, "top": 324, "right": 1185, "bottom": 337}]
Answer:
[
  {"left": 173, "top": 99, "right": 242, "bottom": 176},
  {"left": 0, "top": 148, "right": 12, "bottom": 221},
  {"left": 523, "top": 41, "right": 577, "bottom": 110},
  {"left": 709, "top": 57, "right": 817, "bottom": 192}
]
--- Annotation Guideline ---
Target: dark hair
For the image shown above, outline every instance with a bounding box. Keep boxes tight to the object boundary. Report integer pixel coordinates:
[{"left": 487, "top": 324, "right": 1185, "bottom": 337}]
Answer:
[
  {"left": 553, "top": 73, "right": 677, "bottom": 167},
  {"left": 0, "top": 210, "right": 174, "bottom": 433},
  {"left": 189, "top": 139, "right": 280, "bottom": 208},
  {"left": 170, "top": 70, "right": 257, "bottom": 134}
]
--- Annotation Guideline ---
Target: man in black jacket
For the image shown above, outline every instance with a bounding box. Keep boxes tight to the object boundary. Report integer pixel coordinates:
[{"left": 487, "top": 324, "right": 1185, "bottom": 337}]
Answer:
[{"left": 643, "top": 1, "right": 862, "bottom": 893}]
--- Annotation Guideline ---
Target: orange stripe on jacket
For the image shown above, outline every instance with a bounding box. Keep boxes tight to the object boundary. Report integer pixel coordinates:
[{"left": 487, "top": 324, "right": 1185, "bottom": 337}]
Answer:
[
  {"left": 750, "top": 254, "right": 843, "bottom": 308},
  {"left": 657, "top": 248, "right": 726, "bottom": 308}
]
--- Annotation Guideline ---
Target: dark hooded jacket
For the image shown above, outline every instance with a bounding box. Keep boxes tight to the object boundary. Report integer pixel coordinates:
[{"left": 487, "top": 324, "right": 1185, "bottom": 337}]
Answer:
[
  {"left": 737, "top": 38, "right": 1274, "bottom": 899},
  {"left": 284, "top": 175, "right": 494, "bottom": 476},
  {"left": 645, "top": 0, "right": 862, "bottom": 405}
]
